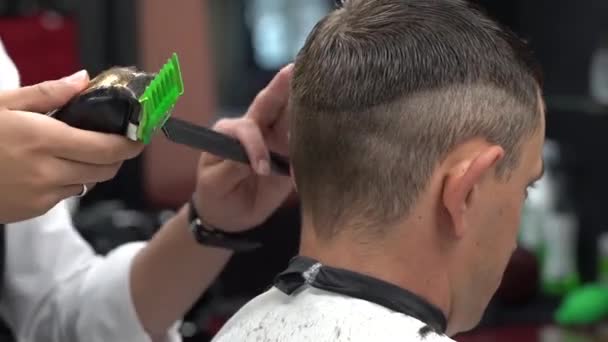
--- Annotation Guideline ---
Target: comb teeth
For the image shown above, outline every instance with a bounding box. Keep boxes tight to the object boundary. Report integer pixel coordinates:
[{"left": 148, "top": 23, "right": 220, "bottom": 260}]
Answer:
[{"left": 137, "top": 53, "right": 185, "bottom": 144}]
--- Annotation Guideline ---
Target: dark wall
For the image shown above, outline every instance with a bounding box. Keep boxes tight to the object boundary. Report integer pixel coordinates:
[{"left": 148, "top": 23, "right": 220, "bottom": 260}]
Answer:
[
  {"left": 519, "top": 0, "right": 608, "bottom": 282},
  {"left": 482, "top": 0, "right": 608, "bottom": 281}
]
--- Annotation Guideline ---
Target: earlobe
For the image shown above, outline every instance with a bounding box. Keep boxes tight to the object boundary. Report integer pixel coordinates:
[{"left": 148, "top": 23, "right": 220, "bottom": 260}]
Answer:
[
  {"left": 441, "top": 145, "right": 505, "bottom": 238},
  {"left": 442, "top": 160, "right": 473, "bottom": 238}
]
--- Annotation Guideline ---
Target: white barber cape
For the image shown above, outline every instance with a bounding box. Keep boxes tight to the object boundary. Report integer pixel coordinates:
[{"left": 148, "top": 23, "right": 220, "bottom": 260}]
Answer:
[
  {"left": 0, "top": 40, "right": 180, "bottom": 342},
  {"left": 212, "top": 286, "right": 455, "bottom": 342},
  {"left": 213, "top": 256, "right": 454, "bottom": 342}
]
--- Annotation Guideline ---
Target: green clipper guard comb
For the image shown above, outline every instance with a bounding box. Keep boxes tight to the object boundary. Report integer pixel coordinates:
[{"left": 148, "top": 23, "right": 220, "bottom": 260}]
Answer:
[
  {"left": 137, "top": 53, "right": 184, "bottom": 143},
  {"left": 51, "top": 53, "right": 184, "bottom": 144}
]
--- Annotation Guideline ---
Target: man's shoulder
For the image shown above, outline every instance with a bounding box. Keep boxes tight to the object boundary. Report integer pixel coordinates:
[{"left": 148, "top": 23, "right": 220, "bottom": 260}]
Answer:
[{"left": 212, "top": 286, "right": 455, "bottom": 342}]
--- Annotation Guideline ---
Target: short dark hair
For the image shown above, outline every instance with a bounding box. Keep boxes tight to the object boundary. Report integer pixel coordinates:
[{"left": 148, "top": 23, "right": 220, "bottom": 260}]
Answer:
[{"left": 289, "top": 0, "right": 543, "bottom": 238}]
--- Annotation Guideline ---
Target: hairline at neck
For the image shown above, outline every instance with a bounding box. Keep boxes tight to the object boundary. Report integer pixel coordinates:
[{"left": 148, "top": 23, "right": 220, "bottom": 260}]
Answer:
[{"left": 298, "top": 217, "right": 454, "bottom": 328}]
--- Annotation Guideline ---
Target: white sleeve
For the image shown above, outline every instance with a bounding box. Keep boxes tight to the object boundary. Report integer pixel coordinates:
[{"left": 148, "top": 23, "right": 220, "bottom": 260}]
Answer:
[
  {"left": 0, "top": 201, "right": 182, "bottom": 342},
  {"left": 0, "top": 38, "right": 20, "bottom": 91}
]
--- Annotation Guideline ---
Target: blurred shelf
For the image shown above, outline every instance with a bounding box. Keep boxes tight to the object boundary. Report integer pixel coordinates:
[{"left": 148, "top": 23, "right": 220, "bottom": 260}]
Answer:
[{"left": 546, "top": 95, "right": 607, "bottom": 115}]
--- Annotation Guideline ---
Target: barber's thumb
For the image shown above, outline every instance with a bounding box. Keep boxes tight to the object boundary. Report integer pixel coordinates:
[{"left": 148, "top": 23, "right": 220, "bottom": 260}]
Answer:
[{"left": 9, "top": 70, "right": 89, "bottom": 113}]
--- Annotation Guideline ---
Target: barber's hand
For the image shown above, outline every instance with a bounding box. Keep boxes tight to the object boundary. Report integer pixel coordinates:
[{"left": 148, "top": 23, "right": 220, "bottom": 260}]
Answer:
[
  {"left": 194, "top": 64, "right": 294, "bottom": 232},
  {"left": 0, "top": 71, "right": 144, "bottom": 223}
]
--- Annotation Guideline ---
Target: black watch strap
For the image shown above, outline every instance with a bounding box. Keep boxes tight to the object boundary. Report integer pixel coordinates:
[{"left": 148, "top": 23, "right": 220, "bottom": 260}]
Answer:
[{"left": 188, "top": 197, "right": 262, "bottom": 252}]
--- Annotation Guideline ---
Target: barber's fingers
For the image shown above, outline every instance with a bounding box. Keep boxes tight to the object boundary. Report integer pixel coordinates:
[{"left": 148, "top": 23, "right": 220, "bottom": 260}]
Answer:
[
  {"left": 62, "top": 182, "right": 97, "bottom": 198},
  {"left": 203, "top": 118, "right": 271, "bottom": 175},
  {"left": 37, "top": 157, "right": 123, "bottom": 189},
  {"left": 51, "top": 130, "right": 144, "bottom": 165},
  {"left": 11, "top": 110, "right": 143, "bottom": 165},
  {"left": 0, "top": 70, "right": 89, "bottom": 113},
  {"left": 37, "top": 182, "right": 97, "bottom": 211},
  {"left": 34, "top": 159, "right": 115, "bottom": 209},
  {"left": 31, "top": 114, "right": 145, "bottom": 164},
  {"left": 246, "top": 64, "right": 293, "bottom": 128},
  {"left": 199, "top": 160, "right": 253, "bottom": 195}
]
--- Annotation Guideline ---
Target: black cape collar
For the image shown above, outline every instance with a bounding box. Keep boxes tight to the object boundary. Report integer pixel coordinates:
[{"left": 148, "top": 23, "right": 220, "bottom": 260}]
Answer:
[{"left": 274, "top": 256, "right": 448, "bottom": 336}]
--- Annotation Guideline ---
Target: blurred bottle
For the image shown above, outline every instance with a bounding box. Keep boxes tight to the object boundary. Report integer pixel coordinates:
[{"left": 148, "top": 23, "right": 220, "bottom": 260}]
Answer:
[
  {"left": 597, "top": 233, "right": 608, "bottom": 286},
  {"left": 519, "top": 199, "right": 543, "bottom": 256},
  {"left": 542, "top": 209, "right": 580, "bottom": 296},
  {"left": 524, "top": 140, "right": 580, "bottom": 297},
  {"left": 521, "top": 141, "right": 560, "bottom": 263},
  {"left": 590, "top": 34, "right": 608, "bottom": 107}
]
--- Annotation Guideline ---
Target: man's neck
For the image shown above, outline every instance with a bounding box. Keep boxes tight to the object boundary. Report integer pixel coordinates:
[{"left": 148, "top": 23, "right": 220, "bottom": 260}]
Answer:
[{"left": 299, "top": 222, "right": 452, "bottom": 323}]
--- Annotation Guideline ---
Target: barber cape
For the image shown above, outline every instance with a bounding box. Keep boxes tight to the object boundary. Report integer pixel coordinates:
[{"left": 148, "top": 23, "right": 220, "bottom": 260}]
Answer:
[{"left": 212, "top": 256, "right": 455, "bottom": 342}]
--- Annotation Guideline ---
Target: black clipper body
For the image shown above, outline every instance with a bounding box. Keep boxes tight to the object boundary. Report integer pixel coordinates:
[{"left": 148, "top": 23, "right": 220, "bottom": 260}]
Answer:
[{"left": 50, "top": 68, "right": 154, "bottom": 141}]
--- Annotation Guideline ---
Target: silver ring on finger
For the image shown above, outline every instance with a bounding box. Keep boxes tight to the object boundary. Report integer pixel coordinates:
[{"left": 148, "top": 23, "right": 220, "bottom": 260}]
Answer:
[{"left": 76, "top": 184, "right": 88, "bottom": 197}]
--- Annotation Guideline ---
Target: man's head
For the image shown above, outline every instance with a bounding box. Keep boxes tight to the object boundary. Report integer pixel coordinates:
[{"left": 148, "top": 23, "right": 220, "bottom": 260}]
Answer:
[{"left": 289, "top": 0, "right": 545, "bottom": 334}]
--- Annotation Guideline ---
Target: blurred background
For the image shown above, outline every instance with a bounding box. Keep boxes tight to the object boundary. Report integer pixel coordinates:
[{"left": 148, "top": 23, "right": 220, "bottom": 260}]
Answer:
[{"left": 1, "top": 0, "right": 608, "bottom": 341}]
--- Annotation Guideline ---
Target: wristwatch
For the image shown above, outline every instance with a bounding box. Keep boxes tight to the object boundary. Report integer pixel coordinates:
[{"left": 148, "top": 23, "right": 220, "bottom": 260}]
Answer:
[{"left": 187, "top": 196, "right": 262, "bottom": 252}]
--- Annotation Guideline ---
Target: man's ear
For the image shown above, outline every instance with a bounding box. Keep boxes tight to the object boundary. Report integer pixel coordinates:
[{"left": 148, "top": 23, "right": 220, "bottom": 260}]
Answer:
[{"left": 441, "top": 145, "right": 505, "bottom": 238}]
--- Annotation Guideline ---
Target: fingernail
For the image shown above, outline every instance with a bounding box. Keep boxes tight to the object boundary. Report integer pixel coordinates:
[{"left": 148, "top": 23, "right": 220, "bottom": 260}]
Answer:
[
  {"left": 62, "top": 70, "right": 89, "bottom": 84},
  {"left": 282, "top": 63, "right": 294, "bottom": 72},
  {"left": 257, "top": 160, "right": 271, "bottom": 176}
]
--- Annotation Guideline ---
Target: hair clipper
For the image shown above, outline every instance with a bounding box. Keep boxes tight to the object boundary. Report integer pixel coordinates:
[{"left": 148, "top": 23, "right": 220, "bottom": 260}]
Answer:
[
  {"left": 48, "top": 54, "right": 290, "bottom": 175},
  {"left": 49, "top": 67, "right": 154, "bottom": 140}
]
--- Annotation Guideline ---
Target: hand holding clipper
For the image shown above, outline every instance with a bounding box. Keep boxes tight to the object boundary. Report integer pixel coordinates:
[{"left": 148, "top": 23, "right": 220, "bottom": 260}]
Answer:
[
  {"left": 0, "top": 70, "right": 143, "bottom": 223},
  {"left": 51, "top": 54, "right": 289, "bottom": 175}
]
